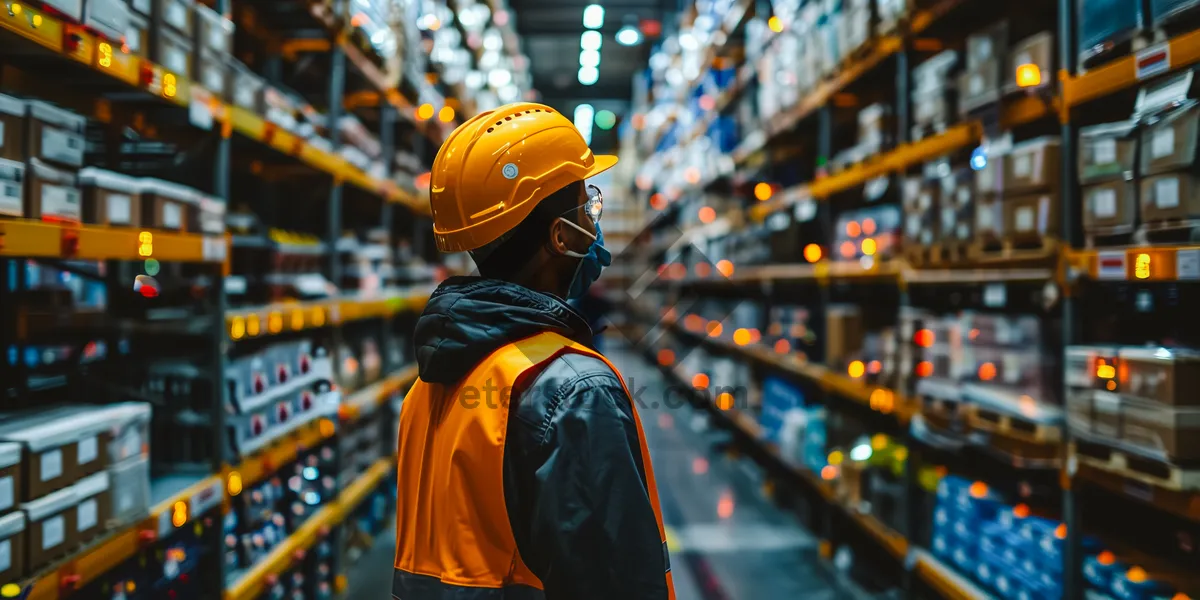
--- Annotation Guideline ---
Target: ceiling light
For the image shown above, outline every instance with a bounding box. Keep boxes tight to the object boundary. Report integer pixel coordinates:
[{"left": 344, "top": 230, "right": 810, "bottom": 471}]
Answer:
[
  {"left": 616, "top": 25, "right": 642, "bottom": 46},
  {"left": 574, "top": 103, "right": 595, "bottom": 144},
  {"left": 595, "top": 110, "right": 616, "bottom": 130},
  {"left": 578, "top": 65, "right": 599, "bottom": 85},
  {"left": 488, "top": 69, "right": 512, "bottom": 88},
  {"left": 498, "top": 84, "right": 520, "bottom": 102},
  {"left": 679, "top": 32, "right": 698, "bottom": 51},
  {"left": 581, "top": 30, "right": 602, "bottom": 51},
  {"left": 579, "top": 49, "right": 601, "bottom": 68},
  {"left": 583, "top": 4, "right": 604, "bottom": 29}
]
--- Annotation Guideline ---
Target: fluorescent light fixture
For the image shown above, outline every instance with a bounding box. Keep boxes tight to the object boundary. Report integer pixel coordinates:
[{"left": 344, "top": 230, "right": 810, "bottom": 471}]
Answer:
[
  {"left": 579, "top": 49, "right": 601, "bottom": 68},
  {"left": 583, "top": 4, "right": 604, "bottom": 29},
  {"left": 616, "top": 25, "right": 642, "bottom": 46},
  {"left": 488, "top": 69, "right": 512, "bottom": 88},
  {"left": 578, "top": 65, "right": 599, "bottom": 85},
  {"left": 580, "top": 30, "right": 603, "bottom": 51},
  {"left": 574, "top": 103, "right": 595, "bottom": 144}
]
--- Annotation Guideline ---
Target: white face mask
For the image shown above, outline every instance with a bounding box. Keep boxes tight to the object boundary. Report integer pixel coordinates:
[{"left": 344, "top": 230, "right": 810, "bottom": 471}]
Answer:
[{"left": 557, "top": 217, "right": 597, "bottom": 258}]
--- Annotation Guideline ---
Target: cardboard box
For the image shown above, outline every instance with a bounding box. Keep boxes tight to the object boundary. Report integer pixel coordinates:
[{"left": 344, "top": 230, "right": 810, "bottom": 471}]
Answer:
[
  {"left": 96, "top": 403, "right": 151, "bottom": 464},
  {"left": 1119, "top": 347, "right": 1200, "bottom": 406},
  {"left": 230, "top": 60, "right": 265, "bottom": 113},
  {"left": 83, "top": 0, "right": 129, "bottom": 42},
  {"left": 958, "top": 60, "right": 1002, "bottom": 113},
  {"left": 124, "top": 11, "right": 149, "bottom": 57},
  {"left": 26, "top": 101, "right": 85, "bottom": 168},
  {"left": 975, "top": 194, "right": 1004, "bottom": 245},
  {"left": 903, "top": 176, "right": 938, "bottom": 246},
  {"left": 21, "top": 485, "right": 77, "bottom": 572},
  {"left": 194, "top": 191, "right": 225, "bottom": 234},
  {"left": 0, "top": 443, "right": 19, "bottom": 516},
  {"left": 0, "top": 512, "right": 25, "bottom": 582},
  {"left": 138, "top": 177, "right": 195, "bottom": 231},
  {"left": 72, "top": 472, "right": 110, "bottom": 543},
  {"left": 80, "top": 167, "right": 141, "bottom": 227},
  {"left": 975, "top": 147, "right": 1004, "bottom": 196},
  {"left": 826, "top": 305, "right": 864, "bottom": 367},
  {"left": 0, "top": 158, "right": 23, "bottom": 218},
  {"left": 156, "top": 0, "right": 193, "bottom": 35},
  {"left": 1082, "top": 179, "right": 1136, "bottom": 233},
  {"left": 26, "top": 159, "right": 82, "bottom": 224},
  {"left": 155, "top": 26, "right": 194, "bottom": 78},
  {"left": 1140, "top": 170, "right": 1200, "bottom": 223},
  {"left": 195, "top": 50, "right": 229, "bottom": 100},
  {"left": 0, "top": 94, "right": 25, "bottom": 162},
  {"left": 967, "top": 20, "right": 1008, "bottom": 70},
  {"left": 1121, "top": 396, "right": 1200, "bottom": 461},
  {"left": 1141, "top": 102, "right": 1199, "bottom": 176},
  {"left": 1080, "top": 121, "right": 1137, "bottom": 184},
  {"left": 0, "top": 408, "right": 112, "bottom": 502},
  {"left": 1004, "top": 137, "right": 1060, "bottom": 193},
  {"left": 193, "top": 4, "right": 232, "bottom": 54},
  {"left": 1004, "top": 192, "right": 1059, "bottom": 246},
  {"left": 125, "top": 0, "right": 149, "bottom": 16}
]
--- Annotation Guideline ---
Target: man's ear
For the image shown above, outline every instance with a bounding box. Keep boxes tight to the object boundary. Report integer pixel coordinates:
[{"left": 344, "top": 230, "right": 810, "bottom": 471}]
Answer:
[{"left": 547, "top": 218, "right": 571, "bottom": 255}]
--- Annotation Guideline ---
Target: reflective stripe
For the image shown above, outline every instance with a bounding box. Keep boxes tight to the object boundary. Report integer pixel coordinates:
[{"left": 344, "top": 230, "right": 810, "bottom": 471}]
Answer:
[{"left": 393, "top": 569, "right": 546, "bottom": 600}]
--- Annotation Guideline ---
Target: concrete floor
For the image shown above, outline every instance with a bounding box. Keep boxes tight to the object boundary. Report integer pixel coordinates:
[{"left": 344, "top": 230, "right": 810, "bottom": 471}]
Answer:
[{"left": 349, "top": 342, "right": 861, "bottom": 599}]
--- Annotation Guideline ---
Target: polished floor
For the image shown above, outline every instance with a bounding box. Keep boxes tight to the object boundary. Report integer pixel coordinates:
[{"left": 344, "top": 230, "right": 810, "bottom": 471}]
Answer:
[{"left": 352, "top": 341, "right": 864, "bottom": 599}]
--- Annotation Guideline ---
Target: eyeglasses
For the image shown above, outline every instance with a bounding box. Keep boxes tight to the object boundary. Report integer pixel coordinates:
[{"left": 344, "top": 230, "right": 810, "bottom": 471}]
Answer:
[{"left": 585, "top": 184, "right": 603, "bottom": 223}]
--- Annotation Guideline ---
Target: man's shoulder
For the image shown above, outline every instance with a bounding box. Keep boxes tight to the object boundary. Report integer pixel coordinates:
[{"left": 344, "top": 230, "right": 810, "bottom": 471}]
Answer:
[{"left": 510, "top": 351, "right": 627, "bottom": 443}]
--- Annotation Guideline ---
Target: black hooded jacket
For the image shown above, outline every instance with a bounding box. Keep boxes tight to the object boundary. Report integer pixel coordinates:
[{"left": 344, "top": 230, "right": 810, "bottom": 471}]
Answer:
[{"left": 411, "top": 277, "right": 670, "bottom": 600}]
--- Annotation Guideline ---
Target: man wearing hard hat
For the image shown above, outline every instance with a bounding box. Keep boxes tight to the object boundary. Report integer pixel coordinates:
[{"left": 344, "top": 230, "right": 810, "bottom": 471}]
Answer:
[{"left": 392, "top": 103, "right": 676, "bottom": 600}]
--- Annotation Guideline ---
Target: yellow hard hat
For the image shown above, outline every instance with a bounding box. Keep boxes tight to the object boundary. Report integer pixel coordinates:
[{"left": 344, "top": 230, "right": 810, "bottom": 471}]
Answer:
[{"left": 429, "top": 102, "right": 618, "bottom": 253}]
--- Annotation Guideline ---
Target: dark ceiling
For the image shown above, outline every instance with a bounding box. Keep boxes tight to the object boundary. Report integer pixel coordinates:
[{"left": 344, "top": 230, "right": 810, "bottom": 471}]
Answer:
[{"left": 508, "top": 0, "right": 678, "bottom": 110}]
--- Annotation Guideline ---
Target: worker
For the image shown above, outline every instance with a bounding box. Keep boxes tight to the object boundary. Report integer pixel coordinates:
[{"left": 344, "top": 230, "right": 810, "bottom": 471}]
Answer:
[{"left": 393, "top": 102, "right": 676, "bottom": 600}]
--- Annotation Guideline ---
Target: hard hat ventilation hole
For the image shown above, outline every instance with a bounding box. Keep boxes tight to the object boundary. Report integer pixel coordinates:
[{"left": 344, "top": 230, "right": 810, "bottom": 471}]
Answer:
[
  {"left": 487, "top": 128, "right": 494, "bottom": 133},
  {"left": 505, "top": 116, "right": 512, "bottom": 121}
]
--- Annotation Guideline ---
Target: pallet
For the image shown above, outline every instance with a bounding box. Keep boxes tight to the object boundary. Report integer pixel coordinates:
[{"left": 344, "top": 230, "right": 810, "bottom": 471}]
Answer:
[
  {"left": 1138, "top": 219, "right": 1200, "bottom": 245},
  {"left": 966, "top": 404, "right": 1062, "bottom": 444},
  {"left": 1071, "top": 438, "right": 1200, "bottom": 491},
  {"left": 968, "top": 236, "right": 1058, "bottom": 263},
  {"left": 1084, "top": 223, "right": 1137, "bottom": 249}
]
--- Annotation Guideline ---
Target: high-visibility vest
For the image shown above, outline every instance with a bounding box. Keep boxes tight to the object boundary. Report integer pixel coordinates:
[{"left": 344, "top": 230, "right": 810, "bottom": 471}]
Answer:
[{"left": 393, "top": 331, "right": 676, "bottom": 599}]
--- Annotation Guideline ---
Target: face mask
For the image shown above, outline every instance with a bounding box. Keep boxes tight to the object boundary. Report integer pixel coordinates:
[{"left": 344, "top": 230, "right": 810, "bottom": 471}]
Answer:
[{"left": 558, "top": 217, "right": 611, "bottom": 299}]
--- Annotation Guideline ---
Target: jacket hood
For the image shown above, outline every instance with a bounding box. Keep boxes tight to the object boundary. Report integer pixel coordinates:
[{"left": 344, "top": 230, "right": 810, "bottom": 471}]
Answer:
[{"left": 413, "top": 277, "right": 594, "bottom": 384}]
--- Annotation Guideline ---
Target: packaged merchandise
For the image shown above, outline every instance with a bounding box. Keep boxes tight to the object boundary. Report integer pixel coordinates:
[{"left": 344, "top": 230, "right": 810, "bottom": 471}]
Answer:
[
  {"left": 826, "top": 305, "right": 864, "bottom": 368},
  {"left": 156, "top": 0, "right": 194, "bottom": 35},
  {"left": 124, "top": 11, "right": 150, "bottom": 57},
  {"left": 0, "top": 443, "right": 19, "bottom": 516},
  {"left": 1117, "top": 347, "right": 1200, "bottom": 406},
  {"left": 1082, "top": 179, "right": 1137, "bottom": 234},
  {"left": 1140, "top": 170, "right": 1200, "bottom": 223},
  {"left": 155, "top": 26, "right": 194, "bottom": 78},
  {"left": 1149, "top": 0, "right": 1200, "bottom": 26},
  {"left": 80, "top": 167, "right": 142, "bottom": 227},
  {"left": 1004, "top": 137, "right": 1061, "bottom": 193},
  {"left": 1003, "top": 191, "right": 1060, "bottom": 246},
  {"left": 72, "top": 471, "right": 110, "bottom": 542},
  {"left": 0, "top": 512, "right": 25, "bottom": 582},
  {"left": 26, "top": 159, "right": 82, "bottom": 223},
  {"left": 0, "top": 408, "right": 113, "bottom": 502},
  {"left": 1078, "top": 0, "right": 1142, "bottom": 67},
  {"left": 1140, "top": 101, "right": 1200, "bottom": 176},
  {"left": 0, "top": 158, "right": 23, "bottom": 218},
  {"left": 21, "top": 485, "right": 77, "bottom": 571},
  {"left": 0, "top": 94, "right": 25, "bottom": 162},
  {"left": 1006, "top": 32, "right": 1054, "bottom": 91},
  {"left": 84, "top": 0, "right": 130, "bottom": 41},
  {"left": 26, "top": 101, "right": 86, "bottom": 168},
  {"left": 139, "top": 178, "right": 196, "bottom": 231}
]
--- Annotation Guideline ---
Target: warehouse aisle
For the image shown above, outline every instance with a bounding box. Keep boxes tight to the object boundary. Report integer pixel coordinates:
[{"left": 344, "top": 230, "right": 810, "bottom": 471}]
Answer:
[{"left": 605, "top": 342, "right": 856, "bottom": 600}]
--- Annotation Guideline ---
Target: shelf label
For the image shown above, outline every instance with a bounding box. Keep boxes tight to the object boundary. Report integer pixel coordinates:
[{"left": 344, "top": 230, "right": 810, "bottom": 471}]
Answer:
[
  {"left": 202, "top": 236, "right": 227, "bottom": 262},
  {"left": 189, "top": 88, "right": 214, "bottom": 131},
  {"left": 190, "top": 478, "right": 224, "bottom": 519},
  {"left": 1096, "top": 251, "right": 1127, "bottom": 280},
  {"left": 1177, "top": 249, "right": 1200, "bottom": 280},
  {"left": 1136, "top": 42, "right": 1171, "bottom": 81}
]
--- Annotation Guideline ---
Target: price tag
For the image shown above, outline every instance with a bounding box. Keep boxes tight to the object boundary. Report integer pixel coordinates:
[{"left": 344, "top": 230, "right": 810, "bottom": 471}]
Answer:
[
  {"left": 189, "top": 88, "right": 214, "bottom": 131},
  {"left": 1135, "top": 42, "right": 1171, "bottom": 81},
  {"left": 1177, "top": 249, "right": 1200, "bottom": 280},
  {"left": 1096, "top": 251, "right": 1127, "bottom": 280},
  {"left": 984, "top": 283, "right": 1006, "bottom": 308},
  {"left": 202, "top": 237, "right": 227, "bottom": 262}
]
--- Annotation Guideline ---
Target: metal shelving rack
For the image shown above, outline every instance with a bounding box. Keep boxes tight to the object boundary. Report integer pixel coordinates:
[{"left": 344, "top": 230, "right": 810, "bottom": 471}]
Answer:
[
  {"left": 626, "top": 0, "right": 1200, "bottom": 598},
  {"left": 0, "top": 0, "right": 439, "bottom": 595}
]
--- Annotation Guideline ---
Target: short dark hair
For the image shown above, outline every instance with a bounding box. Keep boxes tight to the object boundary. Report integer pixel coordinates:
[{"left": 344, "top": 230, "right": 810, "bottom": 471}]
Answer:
[{"left": 472, "top": 180, "right": 584, "bottom": 279}]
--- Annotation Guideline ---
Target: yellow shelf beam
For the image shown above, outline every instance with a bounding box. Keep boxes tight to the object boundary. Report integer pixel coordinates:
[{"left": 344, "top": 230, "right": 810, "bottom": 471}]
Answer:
[
  {"left": 1063, "top": 28, "right": 1200, "bottom": 108},
  {"left": 1069, "top": 246, "right": 1200, "bottom": 282},
  {"left": 224, "top": 459, "right": 392, "bottom": 600},
  {"left": 226, "top": 293, "right": 430, "bottom": 341},
  {"left": 0, "top": 219, "right": 227, "bottom": 263}
]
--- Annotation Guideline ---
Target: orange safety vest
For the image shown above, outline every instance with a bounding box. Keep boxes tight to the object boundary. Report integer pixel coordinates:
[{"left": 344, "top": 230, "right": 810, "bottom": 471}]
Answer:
[{"left": 393, "top": 331, "right": 676, "bottom": 599}]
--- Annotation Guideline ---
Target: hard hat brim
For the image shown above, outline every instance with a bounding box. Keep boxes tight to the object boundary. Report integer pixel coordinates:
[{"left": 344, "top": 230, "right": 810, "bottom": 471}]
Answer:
[{"left": 585, "top": 154, "right": 619, "bottom": 179}]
